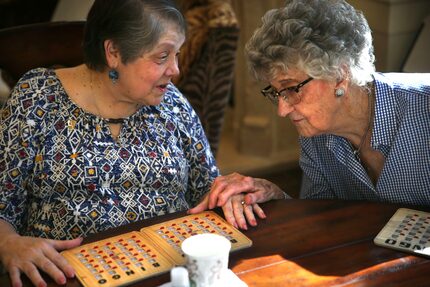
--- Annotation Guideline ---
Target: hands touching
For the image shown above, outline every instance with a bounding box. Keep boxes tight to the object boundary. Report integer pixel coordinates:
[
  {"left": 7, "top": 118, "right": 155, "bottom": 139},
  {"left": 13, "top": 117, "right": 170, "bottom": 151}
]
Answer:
[
  {"left": 0, "top": 221, "right": 82, "bottom": 287},
  {"left": 0, "top": 172, "right": 287, "bottom": 287},
  {"left": 189, "top": 173, "right": 290, "bottom": 230}
]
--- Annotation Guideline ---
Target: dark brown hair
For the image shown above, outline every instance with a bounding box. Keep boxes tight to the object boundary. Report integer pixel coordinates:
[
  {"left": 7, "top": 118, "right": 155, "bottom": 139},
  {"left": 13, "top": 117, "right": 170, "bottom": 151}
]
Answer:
[{"left": 83, "top": 0, "right": 186, "bottom": 71}]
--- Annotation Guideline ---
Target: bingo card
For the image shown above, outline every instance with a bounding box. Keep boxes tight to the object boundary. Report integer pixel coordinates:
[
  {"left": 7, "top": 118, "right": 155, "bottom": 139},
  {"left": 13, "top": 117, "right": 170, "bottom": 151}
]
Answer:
[
  {"left": 61, "top": 211, "right": 252, "bottom": 287},
  {"left": 374, "top": 208, "right": 430, "bottom": 258},
  {"left": 143, "top": 210, "right": 253, "bottom": 265}
]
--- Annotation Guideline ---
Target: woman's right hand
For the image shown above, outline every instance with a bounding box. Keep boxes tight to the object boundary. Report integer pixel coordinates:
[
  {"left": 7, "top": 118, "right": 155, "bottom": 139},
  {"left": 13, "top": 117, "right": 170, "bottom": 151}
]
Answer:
[{"left": 0, "top": 233, "right": 82, "bottom": 287}]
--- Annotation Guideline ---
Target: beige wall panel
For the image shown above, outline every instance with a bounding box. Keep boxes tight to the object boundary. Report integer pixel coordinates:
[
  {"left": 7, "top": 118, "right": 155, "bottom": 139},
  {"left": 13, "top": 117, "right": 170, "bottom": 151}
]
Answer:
[{"left": 231, "top": 0, "right": 300, "bottom": 160}]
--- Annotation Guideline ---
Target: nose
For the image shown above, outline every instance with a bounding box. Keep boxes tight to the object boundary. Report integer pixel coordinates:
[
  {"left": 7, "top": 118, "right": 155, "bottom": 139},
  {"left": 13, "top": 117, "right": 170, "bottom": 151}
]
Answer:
[
  {"left": 166, "top": 57, "right": 180, "bottom": 77},
  {"left": 277, "top": 98, "right": 295, "bottom": 117}
]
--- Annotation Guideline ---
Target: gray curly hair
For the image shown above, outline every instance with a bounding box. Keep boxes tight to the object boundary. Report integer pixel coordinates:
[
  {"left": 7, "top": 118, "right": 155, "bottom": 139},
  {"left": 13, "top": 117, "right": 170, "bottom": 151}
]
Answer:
[{"left": 245, "top": 0, "right": 375, "bottom": 87}]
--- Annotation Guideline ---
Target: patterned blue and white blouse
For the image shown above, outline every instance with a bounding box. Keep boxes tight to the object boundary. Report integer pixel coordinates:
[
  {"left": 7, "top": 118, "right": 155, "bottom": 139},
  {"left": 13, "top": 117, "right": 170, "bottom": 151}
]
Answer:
[
  {"left": 0, "top": 68, "right": 219, "bottom": 239},
  {"left": 300, "top": 72, "right": 430, "bottom": 205}
]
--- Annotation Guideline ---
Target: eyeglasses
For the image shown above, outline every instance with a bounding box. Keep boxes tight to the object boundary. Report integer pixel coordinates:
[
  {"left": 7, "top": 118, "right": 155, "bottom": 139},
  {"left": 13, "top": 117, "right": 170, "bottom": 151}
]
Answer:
[{"left": 261, "top": 77, "right": 313, "bottom": 105}]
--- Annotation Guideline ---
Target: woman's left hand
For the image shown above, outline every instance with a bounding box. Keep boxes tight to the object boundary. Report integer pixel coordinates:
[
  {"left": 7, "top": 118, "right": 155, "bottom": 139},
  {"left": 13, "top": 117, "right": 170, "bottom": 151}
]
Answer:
[
  {"left": 189, "top": 173, "right": 289, "bottom": 229},
  {"left": 220, "top": 193, "right": 266, "bottom": 230}
]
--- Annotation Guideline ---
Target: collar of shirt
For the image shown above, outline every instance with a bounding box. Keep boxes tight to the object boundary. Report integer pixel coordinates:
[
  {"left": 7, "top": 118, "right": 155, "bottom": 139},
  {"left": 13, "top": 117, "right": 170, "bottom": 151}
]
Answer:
[{"left": 371, "top": 73, "right": 398, "bottom": 156}]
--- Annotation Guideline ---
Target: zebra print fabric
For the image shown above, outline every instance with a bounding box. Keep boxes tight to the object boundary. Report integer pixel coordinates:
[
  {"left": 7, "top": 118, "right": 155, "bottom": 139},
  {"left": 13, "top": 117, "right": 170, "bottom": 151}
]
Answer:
[{"left": 176, "top": 26, "right": 239, "bottom": 157}]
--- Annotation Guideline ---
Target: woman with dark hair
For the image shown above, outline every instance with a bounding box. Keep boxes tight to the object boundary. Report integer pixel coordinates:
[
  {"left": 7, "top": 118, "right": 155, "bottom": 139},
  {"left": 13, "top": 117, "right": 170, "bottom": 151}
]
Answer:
[
  {"left": 191, "top": 0, "right": 430, "bottom": 229},
  {"left": 0, "top": 1, "right": 221, "bottom": 286}
]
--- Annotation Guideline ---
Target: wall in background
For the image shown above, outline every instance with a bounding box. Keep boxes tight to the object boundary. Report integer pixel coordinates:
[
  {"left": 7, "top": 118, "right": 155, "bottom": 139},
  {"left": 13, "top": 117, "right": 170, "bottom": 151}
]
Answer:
[
  {"left": 349, "top": 0, "right": 430, "bottom": 72},
  {"left": 403, "top": 15, "right": 430, "bottom": 72},
  {"left": 51, "top": 0, "right": 94, "bottom": 21}
]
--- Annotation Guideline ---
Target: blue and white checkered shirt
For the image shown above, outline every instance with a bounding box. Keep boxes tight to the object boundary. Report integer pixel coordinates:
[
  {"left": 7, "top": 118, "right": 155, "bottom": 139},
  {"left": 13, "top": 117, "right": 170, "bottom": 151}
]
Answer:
[{"left": 300, "top": 73, "right": 430, "bottom": 205}]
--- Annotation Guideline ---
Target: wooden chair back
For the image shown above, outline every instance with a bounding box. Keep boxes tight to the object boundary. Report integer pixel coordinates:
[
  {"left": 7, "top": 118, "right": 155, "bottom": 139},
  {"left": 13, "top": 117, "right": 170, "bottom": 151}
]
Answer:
[{"left": 0, "top": 21, "right": 85, "bottom": 88}]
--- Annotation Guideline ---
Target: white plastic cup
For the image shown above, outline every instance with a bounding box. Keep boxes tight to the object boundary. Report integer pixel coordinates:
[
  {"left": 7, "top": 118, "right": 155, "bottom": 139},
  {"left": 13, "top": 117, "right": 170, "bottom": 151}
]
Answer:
[{"left": 181, "top": 234, "right": 231, "bottom": 287}]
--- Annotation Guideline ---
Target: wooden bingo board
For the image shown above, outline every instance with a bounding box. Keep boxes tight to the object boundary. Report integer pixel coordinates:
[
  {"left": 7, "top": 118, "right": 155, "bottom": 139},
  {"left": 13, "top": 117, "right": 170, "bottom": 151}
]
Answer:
[
  {"left": 61, "top": 211, "right": 252, "bottom": 287},
  {"left": 374, "top": 208, "right": 430, "bottom": 258},
  {"left": 61, "top": 231, "right": 173, "bottom": 287},
  {"left": 142, "top": 210, "right": 253, "bottom": 265}
]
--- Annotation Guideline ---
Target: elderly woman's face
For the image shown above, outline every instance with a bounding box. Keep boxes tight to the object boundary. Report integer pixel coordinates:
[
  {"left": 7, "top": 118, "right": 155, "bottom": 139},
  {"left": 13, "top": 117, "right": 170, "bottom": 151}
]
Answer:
[
  {"left": 271, "top": 69, "right": 341, "bottom": 137},
  {"left": 115, "top": 24, "right": 185, "bottom": 106}
]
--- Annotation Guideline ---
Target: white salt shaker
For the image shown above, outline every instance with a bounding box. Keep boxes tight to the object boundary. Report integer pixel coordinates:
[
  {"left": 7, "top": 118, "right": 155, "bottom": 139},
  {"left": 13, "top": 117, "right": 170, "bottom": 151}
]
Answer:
[{"left": 170, "top": 266, "right": 190, "bottom": 287}]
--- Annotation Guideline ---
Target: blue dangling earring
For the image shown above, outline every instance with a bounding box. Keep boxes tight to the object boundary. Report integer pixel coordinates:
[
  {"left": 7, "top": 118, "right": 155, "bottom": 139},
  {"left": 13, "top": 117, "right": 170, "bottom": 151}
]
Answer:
[{"left": 108, "top": 69, "right": 119, "bottom": 84}]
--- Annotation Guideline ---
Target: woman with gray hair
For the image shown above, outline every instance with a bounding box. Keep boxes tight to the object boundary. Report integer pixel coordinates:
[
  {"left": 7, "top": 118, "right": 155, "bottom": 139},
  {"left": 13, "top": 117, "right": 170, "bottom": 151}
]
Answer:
[{"left": 190, "top": 0, "right": 430, "bottom": 229}]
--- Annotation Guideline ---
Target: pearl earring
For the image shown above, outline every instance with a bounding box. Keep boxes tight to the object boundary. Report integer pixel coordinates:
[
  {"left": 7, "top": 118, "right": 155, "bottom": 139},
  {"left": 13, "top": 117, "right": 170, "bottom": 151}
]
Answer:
[{"left": 335, "top": 88, "right": 345, "bottom": 97}]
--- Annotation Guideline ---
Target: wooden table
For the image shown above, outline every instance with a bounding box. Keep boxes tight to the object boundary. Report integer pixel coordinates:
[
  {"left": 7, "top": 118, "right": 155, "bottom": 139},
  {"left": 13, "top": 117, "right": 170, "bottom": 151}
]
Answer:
[{"left": 1, "top": 199, "right": 429, "bottom": 286}]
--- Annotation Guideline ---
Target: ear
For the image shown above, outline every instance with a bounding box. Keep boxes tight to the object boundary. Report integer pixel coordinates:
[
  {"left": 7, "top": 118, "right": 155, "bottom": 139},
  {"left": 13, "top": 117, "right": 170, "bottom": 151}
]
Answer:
[
  {"left": 104, "top": 39, "right": 121, "bottom": 68},
  {"left": 334, "top": 65, "right": 350, "bottom": 90}
]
